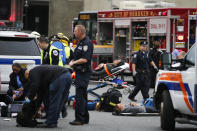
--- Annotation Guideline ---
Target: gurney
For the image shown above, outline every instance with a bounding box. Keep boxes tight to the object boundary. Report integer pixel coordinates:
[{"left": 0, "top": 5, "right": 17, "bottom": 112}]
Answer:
[
  {"left": 113, "top": 112, "right": 159, "bottom": 116},
  {"left": 68, "top": 63, "right": 133, "bottom": 110}
]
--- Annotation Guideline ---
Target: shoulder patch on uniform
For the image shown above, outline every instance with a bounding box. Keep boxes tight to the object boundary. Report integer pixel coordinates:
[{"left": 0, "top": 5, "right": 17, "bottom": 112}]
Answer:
[
  {"left": 52, "top": 50, "right": 58, "bottom": 56},
  {"left": 133, "top": 54, "right": 137, "bottom": 58},
  {"left": 83, "top": 45, "right": 88, "bottom": 52}
]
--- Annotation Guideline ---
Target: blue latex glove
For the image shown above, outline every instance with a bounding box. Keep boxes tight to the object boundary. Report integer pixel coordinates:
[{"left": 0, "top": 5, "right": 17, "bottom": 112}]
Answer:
[
  {"left": 25, "top": 97, "right": 31, "bottom": 103},
  {"left": 15, "top": 91, "right": 20, "bottom": 97}
]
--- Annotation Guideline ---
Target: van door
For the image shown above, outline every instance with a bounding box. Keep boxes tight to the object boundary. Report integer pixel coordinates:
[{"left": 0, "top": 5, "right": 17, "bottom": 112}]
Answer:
[{"left": 180, "top": 44, "right": 195, "bottom": 114}]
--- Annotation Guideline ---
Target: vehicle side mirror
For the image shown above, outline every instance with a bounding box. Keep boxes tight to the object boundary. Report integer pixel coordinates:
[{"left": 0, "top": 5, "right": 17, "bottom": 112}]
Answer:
[{"left": 160, "top": 52, "right": 172, "bottom": 70}]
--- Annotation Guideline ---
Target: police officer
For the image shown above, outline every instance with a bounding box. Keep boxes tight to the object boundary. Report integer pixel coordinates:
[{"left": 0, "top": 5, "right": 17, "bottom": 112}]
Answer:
[
  {"left": 38, "top": 36, "right": 63, "bottom": 66},
  {"left": 128, "top": 41, "right": 158, "bottom": 101},
  {"left": 149, "top": 41, "right": 162, "bottom": 88},
  {"left": 69, "top": 25, "right": 93, "bottom": 125}
]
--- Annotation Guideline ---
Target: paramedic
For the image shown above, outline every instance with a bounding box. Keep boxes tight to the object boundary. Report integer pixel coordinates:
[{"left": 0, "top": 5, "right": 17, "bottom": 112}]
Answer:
[
  {"left": 128, "top": 41, "right": 158, "bottom": 101},
  {"left": 38, "top": 36, "right": 63, "bottom": 66},
  {"left": 5, "top": 63, "right": 27, "bottom": 104},
  {"left": 53, "top": 33, "right": 74, "bottom": 67},
  {"left": 69, "top": 25, "right": 93, "bottom": 125},
  {"left": 24, "top": 65, "right": 72, "bottom": 128}
]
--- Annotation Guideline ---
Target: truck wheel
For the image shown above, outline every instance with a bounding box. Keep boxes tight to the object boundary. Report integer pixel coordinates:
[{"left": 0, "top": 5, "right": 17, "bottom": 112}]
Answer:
[{"left": 160, "top": 90, "right": 175, "bottom": 130}]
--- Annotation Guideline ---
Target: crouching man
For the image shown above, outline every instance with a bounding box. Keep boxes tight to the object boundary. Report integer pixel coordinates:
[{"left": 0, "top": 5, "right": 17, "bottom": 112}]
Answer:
[{"left": 24, "top": 65, "right": 72, "bottom": 128}]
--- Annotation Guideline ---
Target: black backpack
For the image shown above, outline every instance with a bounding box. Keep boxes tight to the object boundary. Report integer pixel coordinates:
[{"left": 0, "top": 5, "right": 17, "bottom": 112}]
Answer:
[{"left": 99, "top": 88, "right": 122, "bottom": 112}]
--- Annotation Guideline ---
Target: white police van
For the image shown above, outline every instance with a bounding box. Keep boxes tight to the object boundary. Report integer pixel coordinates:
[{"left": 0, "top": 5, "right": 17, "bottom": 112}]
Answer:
[
  {"left": 154, "top": 43, "right": 197, "bottom": 130},
  {"left": 0, "top": 31, "right": 40, "bottom": 96}
]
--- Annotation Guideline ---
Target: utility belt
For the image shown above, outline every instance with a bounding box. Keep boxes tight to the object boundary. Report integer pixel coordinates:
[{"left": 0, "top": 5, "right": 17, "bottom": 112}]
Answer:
[
  {"left": 136, "top": 69, "right": 150, "bottom": 74},
  {"left": 73, "top": 65, "right": 90, "bottom": 73}
]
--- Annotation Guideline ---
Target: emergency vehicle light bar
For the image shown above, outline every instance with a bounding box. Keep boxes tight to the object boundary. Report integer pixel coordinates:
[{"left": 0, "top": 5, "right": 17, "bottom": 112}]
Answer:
[
  {"left": 158, "top": 11, "right": 167, "bottom": 16},
  {"left": 14, "top": 35, "right": 28, "bottom": 37}
]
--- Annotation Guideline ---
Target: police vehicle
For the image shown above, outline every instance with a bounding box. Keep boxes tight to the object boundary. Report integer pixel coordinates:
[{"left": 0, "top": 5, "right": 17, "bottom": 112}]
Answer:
[
  {"left": 0, "top": 31, "right": 41, "bottom": 97},
  {"left": 154, "top": 43, "right": 197, "bottom": 130}
]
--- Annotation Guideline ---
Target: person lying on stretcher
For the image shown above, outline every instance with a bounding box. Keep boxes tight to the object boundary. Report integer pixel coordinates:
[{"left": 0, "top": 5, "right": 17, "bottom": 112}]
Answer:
[{"left": 91, "top": 57, "right": 125, "bottom": 80}]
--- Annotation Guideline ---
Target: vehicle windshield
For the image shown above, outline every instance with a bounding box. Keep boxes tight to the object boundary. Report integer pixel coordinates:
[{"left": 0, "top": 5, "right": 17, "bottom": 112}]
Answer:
[
  {"left": 77, "top": 20, "right": 97, "bottom": 40},
  {"left": 185, "top": 43, "right": 196, "bottom": 65},
  {"left": 0, "top": 37, "right": 40, "bottom": 56}
]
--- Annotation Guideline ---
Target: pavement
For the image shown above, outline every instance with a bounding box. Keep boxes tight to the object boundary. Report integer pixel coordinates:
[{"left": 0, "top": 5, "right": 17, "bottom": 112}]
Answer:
[{"left": 0, "top": 82, "right": 197, "bottom": 131}]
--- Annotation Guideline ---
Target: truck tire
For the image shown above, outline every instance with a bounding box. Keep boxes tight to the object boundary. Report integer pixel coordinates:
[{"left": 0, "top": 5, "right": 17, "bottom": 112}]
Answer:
[{"left": 160, "top": 90, "right": 175, "bottom": 130}]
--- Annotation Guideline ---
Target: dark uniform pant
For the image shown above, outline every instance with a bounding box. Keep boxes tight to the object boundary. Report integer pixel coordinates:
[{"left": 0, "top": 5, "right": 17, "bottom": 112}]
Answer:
[
  {"left": 75, "top": 72, "right": 90, "bottom": 123},
  {"left": 45, "top": 73, "right": 72, "bottom": 125},
  {"left": 129, "top": 72, "right": 150, "bottom": 100}
]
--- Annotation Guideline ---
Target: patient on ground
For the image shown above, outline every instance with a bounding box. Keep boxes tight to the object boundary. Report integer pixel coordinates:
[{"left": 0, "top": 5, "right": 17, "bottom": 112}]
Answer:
[{"left": 114, "top": 100, "right": 158, "bottom": 115}]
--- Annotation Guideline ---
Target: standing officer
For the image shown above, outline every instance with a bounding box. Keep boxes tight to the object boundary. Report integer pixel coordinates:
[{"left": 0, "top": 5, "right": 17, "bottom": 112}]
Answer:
[
  {"left": 69, "top": 25, "right": 93, "bottom": 125},
  {"left": 38, "top": 36, "right": 63, "bottom": 66},
  {"left": 149, "top": 41, "right": 162, "bottom": 88},
  {"left": 128, "top": 41, "right": 158, "bottom": 102}
]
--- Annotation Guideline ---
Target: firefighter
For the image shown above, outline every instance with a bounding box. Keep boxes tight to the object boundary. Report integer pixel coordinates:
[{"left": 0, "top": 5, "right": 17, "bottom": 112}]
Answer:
[
  {"left": 57, "top": 33, "right": 74, "bottom": 67},
  {"left": 69, "top": 25, "right": 93, "bottom": 125},
  {"left": 38, "top": 36, "right": 63, "bottom": 66},
  {"left": 128, "top": 41, "right": 158, "bottom": 102}
]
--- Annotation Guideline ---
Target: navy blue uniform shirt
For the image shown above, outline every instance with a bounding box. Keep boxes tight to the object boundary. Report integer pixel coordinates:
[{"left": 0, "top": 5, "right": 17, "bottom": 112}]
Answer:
[
  {"left": 73, "top": 36, "right": 93, "bottom": 68},
  {"left": 132, "top": 50, "right": 152, "bottom": 70}
]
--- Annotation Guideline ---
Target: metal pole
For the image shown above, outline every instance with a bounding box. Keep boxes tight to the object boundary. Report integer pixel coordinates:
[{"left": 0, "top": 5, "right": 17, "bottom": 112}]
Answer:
[{"left": 24, "top": 0, "right": 29, "bottom": 30}]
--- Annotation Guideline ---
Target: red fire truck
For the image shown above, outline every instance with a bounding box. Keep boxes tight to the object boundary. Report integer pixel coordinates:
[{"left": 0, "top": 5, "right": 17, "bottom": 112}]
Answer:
[
  {"left": 97, "top": 8, "right": 197, "bottom": 64},
  {"left": 73, "top": 11, "right": 113, "bottom": 69}
]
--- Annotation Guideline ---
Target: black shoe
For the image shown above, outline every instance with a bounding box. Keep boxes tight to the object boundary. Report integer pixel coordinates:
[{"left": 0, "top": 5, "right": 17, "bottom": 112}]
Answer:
[
  {"left": 62, "top": 110, "right": 67, "bottom": 118},
  {"left": 69, "top": 120, "right": 84, "bottom": 125},
  {"left": 36, "top": 123, "right": 57, "bottom": 128},
  {"left": 84, "top": 121, "right": 89, "bottom": 124}
]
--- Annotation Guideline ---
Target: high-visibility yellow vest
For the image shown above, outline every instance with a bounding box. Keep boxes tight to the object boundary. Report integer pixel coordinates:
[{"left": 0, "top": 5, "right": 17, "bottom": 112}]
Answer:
[
  {"left": 50, "top": 40, "right": 73, "bottom": 65},
  {"left": 40, "top": 45, "right": 63, "bottom": 66}
]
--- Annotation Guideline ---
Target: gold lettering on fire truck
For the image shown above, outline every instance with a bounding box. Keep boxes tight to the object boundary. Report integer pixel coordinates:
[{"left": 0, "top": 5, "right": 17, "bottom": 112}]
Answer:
[
  {"left": 123, "top": 12, "right": 129, "bottom": 17},
  {"left": 150, "top": 11, "right": 154, "bottom": 16},
  {"left": 192, "top": 12, "right": 197, "bottom": 15},
  {"left": 114, "top": 12, "right": 121, "bottom": 18},
  {"left": 108, "top": 13, "right": 113, "bottom": 18},
  {"left": 106, "top": 11, "right": 157, "bottom": 18}
]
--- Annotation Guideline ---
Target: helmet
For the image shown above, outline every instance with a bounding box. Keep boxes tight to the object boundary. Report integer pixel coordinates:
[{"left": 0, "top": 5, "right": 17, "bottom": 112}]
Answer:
[
  {"left": 57, "top": 33, "right": 69, "bottom": 41},
  {"left": 57, "top": 33, "right": 64, "bottom": 39},
  {"left": 31, "top": 31, "right": 40, "bottom": 39}
]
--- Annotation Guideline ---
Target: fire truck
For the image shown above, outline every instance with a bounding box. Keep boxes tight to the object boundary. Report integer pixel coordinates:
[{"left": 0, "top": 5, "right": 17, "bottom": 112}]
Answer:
[
  {"left": 97, "top": 8, "right": 197, "bottom": 64},
  {"left": 73, "top": 11, "right": 113, "bottom": 69}
]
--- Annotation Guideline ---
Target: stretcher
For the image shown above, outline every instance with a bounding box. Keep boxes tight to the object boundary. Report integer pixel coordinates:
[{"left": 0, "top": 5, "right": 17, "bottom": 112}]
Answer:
[
  {"left": 112, "top": 112, "right": 159, "bottom": 116},
  {"left": 68, "top": 63, "right": 134, "bottom": 110}
]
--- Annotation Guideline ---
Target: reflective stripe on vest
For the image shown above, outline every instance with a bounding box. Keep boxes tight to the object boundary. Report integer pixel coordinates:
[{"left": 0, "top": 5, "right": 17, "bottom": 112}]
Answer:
[
  {"left": 65, "top": 46, "right": 71, "bottom": 59},
  {"left": 41, "top": 50, "right": 44, "bottom": 64},
  {"left": 109, "top": 102, "right": 117, "bottom": 107}
]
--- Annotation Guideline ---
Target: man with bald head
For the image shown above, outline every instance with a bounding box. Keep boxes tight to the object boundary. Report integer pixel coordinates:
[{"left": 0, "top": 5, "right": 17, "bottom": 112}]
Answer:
[{"left": 69, "top": 25, "right": 93, "bottom": 125}]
